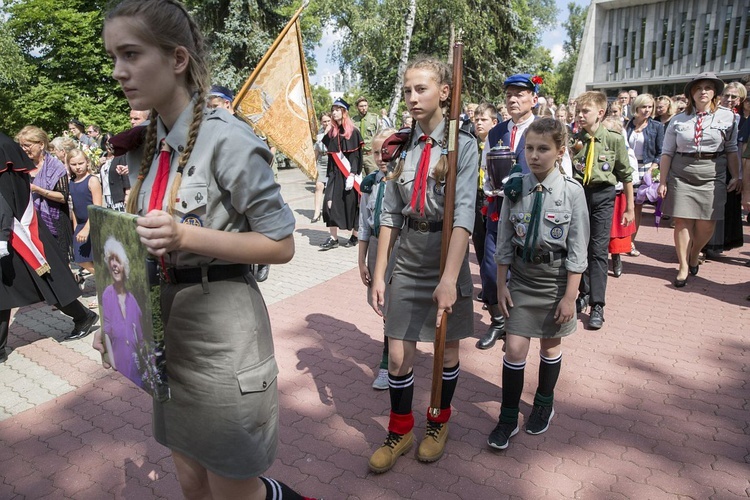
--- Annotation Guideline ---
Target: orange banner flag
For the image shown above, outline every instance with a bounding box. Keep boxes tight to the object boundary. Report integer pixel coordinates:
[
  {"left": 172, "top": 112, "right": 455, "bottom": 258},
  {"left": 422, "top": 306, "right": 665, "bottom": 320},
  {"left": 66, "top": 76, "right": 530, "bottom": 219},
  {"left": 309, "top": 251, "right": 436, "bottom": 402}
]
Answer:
[{"left": 234, "top": 13, "right": 318, "bottom": 181}]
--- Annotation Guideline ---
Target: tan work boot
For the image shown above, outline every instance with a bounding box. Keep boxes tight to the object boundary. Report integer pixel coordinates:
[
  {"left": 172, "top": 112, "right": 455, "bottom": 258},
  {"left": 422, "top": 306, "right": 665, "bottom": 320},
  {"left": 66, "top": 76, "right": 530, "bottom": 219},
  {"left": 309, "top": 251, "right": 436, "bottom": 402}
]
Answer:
[
  {"left": 368, "top": 430, "right": 414, "bottom": 473},
  {"left": 416, "top": 421, "right": 449, "bottom": 462}
]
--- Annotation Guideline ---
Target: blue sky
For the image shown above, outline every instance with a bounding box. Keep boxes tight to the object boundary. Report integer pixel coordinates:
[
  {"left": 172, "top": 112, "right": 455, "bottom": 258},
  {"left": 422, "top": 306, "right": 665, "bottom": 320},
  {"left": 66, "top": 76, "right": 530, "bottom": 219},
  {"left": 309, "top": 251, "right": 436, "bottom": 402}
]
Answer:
[{"left": 310, "top": 0, "right": 588, "bottom": 84}]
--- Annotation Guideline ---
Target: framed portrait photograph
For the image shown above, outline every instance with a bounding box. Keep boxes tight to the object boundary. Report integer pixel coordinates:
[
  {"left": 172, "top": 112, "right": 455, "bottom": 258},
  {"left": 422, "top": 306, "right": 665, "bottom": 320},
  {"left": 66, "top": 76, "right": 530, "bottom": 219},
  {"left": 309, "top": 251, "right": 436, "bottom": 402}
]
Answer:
[{"left": 89, "top": 206, "right": 169, "bottom": 402}]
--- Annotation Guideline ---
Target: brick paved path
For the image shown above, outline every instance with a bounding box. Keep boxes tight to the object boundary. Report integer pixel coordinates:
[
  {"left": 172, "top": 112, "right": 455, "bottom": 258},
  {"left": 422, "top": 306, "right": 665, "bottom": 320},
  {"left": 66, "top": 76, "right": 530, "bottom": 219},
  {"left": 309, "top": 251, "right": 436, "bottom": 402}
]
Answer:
[{"left": 1, "top": 167, "right": 749, "bottom": 499}]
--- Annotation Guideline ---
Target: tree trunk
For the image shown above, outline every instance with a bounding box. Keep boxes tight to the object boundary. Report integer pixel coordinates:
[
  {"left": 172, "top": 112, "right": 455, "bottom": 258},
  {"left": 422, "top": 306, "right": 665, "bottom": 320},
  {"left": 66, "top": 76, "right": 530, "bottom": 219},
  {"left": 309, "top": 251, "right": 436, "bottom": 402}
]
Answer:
[{"left": 387, "top": 0, "right": 417, "bottom": 126}]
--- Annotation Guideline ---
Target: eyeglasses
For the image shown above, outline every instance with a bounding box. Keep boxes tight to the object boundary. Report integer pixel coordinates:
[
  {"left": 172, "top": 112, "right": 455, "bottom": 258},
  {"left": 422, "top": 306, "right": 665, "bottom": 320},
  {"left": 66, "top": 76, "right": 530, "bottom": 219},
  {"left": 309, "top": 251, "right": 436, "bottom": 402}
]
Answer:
[
  {"left": 723, "top": 94, "right": 740, "bottom": 100},
  {"left": 19, "top": 142, "right": 39, "bottom": 150}
]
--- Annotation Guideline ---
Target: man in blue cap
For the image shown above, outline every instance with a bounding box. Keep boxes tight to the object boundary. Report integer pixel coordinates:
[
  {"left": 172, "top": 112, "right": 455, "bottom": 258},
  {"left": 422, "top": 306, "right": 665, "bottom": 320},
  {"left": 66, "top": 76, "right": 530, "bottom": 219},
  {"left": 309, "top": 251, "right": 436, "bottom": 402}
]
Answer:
[{"left": 207, "top": 85, "right": 235, "bottom": 113}]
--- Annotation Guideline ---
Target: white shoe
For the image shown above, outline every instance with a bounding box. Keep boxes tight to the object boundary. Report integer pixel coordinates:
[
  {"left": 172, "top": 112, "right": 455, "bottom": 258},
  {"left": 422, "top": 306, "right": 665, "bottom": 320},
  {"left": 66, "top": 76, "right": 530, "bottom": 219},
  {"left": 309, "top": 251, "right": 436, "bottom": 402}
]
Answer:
[{"left": 372, "top": 368, "right": 389, "bottom": 390}]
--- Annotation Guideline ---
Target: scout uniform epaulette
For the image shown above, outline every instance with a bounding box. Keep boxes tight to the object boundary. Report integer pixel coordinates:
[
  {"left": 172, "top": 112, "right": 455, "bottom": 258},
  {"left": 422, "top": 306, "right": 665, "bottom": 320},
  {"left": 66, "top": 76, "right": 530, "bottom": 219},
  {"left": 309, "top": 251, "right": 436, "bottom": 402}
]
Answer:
[{"left": 360, "top": 171, "right": 379, "bottom": 194}]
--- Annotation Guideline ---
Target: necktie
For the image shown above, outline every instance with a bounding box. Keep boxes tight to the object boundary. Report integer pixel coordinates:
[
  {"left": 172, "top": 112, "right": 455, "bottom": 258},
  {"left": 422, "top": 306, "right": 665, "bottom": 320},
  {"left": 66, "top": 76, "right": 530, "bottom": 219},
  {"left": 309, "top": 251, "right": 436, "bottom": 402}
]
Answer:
[
  {"left": 510, "top": 125, "right": 518, "bottom": 151},
  {"left": 373, "top": 180, "right": 386, "bottom": 237},
  {"left": 522, "top": 184, "right": 544, "bottom": 263},
  {"left": 694, "top": 112, "right": 707, "bottom": 148},
  {"left": 477, "top": 141, "right": 485, "bottom": 189},
  {"left": 148, "top": 139, "right": 172, "bottom": 212},
  {"left": 583, "top": 135, "right": 595, "bottom": 185},
  {"left": 409, "top": 135, "right": 432, "bottom": 216}
]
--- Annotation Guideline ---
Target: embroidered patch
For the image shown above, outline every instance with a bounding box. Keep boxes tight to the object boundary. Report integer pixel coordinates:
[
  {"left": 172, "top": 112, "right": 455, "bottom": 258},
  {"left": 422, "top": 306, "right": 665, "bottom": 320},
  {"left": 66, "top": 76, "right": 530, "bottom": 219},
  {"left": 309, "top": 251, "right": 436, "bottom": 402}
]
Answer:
[
  {"left": 188, "top": 165, "right": 196, "bottom": 176},
  {"left": 515, "top": 223, "right": 527, "bottom": 237},
  {"left": 550, "top": 225, "right": 564, "bottom": 239},
  {"left": 195, "top": 192, "right": 204, "bottom": 203},
  {"left": 602, "top": 162, "right": 610, "bottom": 171},
  {"left": 545, "top": 212, "right": 556, "bottom": 221},
  {"left": 181, "top": 214, "right": 203, "bottom": 226},
  {"left": 524, "top": 213, "right": 531, "bottom": 223}
]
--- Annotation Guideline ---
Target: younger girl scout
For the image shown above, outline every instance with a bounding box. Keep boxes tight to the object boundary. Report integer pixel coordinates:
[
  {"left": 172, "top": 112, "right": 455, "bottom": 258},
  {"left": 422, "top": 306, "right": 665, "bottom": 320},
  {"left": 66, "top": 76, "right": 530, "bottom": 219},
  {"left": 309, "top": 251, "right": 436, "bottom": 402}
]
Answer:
[
  {"left": 488, "top": 118, "right": 589, "bottom": 450},
  {"left": 99, "top": 1, "right": 315, "bottom": 499},
  {"left": 369, "top": 56, "right": 478, "bottom": 473},
  {"left": 358, "top": 128, "right": 397, "bottom": 390}
]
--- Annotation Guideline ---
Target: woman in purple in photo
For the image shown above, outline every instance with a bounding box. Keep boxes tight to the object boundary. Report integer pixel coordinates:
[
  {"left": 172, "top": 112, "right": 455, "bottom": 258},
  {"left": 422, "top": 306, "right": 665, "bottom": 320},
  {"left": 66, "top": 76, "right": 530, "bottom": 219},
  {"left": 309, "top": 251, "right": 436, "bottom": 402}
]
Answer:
[{"left": 100, "top": 236, "right": 145, "bottom": 387}]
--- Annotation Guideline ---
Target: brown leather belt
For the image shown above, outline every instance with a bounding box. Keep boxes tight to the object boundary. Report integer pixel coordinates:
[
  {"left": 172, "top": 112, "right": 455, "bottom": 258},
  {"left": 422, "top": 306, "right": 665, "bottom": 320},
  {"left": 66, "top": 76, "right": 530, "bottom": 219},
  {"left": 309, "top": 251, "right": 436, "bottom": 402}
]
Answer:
[{"left": 677, "top": 151, "right": 723, "bottom": 159}]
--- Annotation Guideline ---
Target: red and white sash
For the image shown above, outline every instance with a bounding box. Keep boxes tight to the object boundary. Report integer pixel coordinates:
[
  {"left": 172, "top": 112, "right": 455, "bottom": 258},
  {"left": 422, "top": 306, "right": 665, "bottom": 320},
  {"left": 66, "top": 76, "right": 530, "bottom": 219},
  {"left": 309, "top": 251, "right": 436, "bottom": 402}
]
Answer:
[
  {"left": 10, "top": 197, "right": 50, "bottom": 276},
  {"left": 331, "top": 152, "right": 362, "bottom": 194}
]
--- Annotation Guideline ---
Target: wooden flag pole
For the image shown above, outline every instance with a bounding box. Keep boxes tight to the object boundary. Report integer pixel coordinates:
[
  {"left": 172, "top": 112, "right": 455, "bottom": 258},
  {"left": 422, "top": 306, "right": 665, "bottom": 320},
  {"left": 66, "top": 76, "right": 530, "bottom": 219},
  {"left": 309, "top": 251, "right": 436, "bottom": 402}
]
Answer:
[{"left": 428, "top": 41, "right": 464, "bottom": 418}]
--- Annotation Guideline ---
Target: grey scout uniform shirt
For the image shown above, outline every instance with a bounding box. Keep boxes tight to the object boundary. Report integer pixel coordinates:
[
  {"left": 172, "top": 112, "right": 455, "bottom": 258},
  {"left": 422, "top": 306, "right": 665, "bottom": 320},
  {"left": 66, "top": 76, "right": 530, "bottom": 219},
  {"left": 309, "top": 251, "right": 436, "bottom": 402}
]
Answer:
[
  {"left": 129, "top": 99, "right": 296, "bottom": 268},
  {"left": 380, "top": 120, "right": 478, "bottom": 233},
  {"left": 662, "top": 106, "right": 738, "bottom": 155},
  {"left": 495, "top": 168, "right": 589, "bottom": 274}
]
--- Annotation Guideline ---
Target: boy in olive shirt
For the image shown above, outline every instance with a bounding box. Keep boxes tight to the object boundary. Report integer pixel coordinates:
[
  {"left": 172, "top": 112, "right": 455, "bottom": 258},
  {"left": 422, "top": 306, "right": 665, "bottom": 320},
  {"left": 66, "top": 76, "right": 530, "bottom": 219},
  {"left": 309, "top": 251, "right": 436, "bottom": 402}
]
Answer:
[{"left": 571, "top": 91, "right": 634, "bottom": 329}]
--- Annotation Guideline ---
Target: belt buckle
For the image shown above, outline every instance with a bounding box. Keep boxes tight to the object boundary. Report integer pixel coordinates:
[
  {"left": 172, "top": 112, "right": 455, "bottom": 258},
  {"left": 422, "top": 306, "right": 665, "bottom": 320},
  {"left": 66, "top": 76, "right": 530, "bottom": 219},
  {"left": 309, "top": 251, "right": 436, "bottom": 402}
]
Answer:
[
  {"left": 417, "top": 221, "right": 429, "bottom": 232},
  {"left": 164, "top": 267, "right": 177, "bottom": 284},
  {"left": 533, "top": 254, "right": 542, "bottom": 264}
]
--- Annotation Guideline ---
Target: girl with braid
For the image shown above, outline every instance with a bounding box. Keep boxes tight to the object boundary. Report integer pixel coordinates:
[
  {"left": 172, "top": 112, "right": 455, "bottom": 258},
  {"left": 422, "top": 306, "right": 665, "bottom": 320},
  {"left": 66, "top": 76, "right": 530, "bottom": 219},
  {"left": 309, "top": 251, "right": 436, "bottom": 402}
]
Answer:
[
  {"left": 99, "top": 2, "right": 315, "bottom": 499},
  {"left": 368, "top": 57, "right": 478, "bottom": 473}
]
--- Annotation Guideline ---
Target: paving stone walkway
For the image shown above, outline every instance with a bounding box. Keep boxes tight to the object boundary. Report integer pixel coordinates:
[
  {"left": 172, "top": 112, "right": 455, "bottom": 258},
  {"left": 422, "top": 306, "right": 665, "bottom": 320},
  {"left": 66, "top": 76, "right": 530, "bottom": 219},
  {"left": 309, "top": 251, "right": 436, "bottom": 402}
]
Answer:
[{"left": 1, "top": 167, "right": 749, "bottom": 499}]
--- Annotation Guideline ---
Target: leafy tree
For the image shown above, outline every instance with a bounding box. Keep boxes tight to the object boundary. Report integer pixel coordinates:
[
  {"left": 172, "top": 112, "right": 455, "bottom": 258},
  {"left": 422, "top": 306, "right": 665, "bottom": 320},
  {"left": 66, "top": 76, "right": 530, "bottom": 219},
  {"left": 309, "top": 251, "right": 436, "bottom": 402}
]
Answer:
[
  {"left": 187, "top": 0, "right": 325, "bottom": 92},
  {"left": 311, "top": 84, "right": 332, "bottom": 121},
  {"left": 554, "top": 2, "right": 588, "bottom": 102},
  {"left": 318, "top": 0, "right": 557, "bottom": 107},
  {"left": 1, "top": 0, "right": 131, "bottom": 136}
]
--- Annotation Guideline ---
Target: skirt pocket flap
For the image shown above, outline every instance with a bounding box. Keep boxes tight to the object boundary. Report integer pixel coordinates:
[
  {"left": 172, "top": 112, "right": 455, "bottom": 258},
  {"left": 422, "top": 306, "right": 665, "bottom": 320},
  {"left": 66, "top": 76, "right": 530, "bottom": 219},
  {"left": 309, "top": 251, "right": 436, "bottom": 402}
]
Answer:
[{"left": 236, "top": 355, "right": 279, "bottom": 394}]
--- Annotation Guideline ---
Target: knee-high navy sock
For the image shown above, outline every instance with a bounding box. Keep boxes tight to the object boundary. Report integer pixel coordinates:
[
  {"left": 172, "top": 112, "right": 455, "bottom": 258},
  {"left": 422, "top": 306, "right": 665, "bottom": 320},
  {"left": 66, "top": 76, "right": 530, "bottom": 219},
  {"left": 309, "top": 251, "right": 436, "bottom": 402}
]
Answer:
[
  {"left": 388, "top": 371, "right": 414, "bottom": 434},
  {"left": 500, "top": 357, "right": 526, "bottom": 423},
  {"left": 426, "top": 363, "right": 460, "bottom": 424},
  {"left": 535, "top": 353, "right": 562, "bottom": 406},
  {"left": 260, "top": 476, "right": 310, "bottom": 500}
]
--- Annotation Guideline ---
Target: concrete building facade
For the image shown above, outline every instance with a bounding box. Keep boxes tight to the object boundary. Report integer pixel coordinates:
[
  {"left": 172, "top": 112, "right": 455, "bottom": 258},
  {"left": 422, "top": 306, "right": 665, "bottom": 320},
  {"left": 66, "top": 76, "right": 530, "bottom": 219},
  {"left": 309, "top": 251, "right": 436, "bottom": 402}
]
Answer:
[{"left": 571, "top": 0, "right": 750, "bottom": 99}]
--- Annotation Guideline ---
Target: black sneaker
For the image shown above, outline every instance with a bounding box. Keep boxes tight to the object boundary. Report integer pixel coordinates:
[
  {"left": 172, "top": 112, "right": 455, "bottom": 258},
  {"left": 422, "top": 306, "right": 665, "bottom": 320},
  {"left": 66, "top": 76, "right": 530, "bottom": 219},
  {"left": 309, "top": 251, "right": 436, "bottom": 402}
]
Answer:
[
  {"left": 526, "top": 405, "right": 554, "bottom": 435},
  {"left": 342, "top": 235, "right": 358, "bottom": 248},
  {"left": 319, "top": 237, "right": 339, "bottom": 251},
  {"left": 589, "top": 304, "right": 604, "bottom": 330},
  {"left": 487, "top": 420, "right": 518, "bottom": 450}
]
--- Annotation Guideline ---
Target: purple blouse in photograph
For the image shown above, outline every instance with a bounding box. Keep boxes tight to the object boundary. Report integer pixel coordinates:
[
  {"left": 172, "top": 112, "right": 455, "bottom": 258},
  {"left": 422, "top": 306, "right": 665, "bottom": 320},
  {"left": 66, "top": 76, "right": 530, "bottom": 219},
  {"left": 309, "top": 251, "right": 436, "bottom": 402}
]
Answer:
[{"left": 101, "top": 285, "right": 145, "bottom": 387}]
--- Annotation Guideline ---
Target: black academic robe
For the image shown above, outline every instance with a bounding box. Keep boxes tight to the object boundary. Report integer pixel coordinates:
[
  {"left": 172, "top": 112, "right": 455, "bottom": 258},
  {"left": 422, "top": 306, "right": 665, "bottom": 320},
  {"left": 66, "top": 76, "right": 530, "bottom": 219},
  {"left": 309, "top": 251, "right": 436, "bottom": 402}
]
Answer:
[
  {"left": 322, "top": 127, "right": 364, "bottom": 231},
  {"left": 0, "top": 132, "right": 81, "bottom": 309}
]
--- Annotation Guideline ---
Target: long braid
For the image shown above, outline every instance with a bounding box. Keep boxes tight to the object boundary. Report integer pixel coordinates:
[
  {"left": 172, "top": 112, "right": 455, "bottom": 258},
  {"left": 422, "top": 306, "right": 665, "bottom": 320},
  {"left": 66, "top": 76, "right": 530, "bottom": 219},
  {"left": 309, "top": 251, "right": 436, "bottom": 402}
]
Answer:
[
  {"left": 433, "top": 97, "right": 451, "bottom": 182},
  {"left": 126, "top": 112, "right": 158, "bottom": 214},
  {"left": 166, "top": 89, "right": 205, "bottom": 215}
]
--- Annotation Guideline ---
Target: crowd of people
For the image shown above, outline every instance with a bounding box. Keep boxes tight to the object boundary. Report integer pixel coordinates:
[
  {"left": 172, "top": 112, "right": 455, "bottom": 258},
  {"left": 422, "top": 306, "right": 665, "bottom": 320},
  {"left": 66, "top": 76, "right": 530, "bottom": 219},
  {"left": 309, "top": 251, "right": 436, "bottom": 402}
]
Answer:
[{"left": 2, "top": 0, "right": 749, "bottom": 497}]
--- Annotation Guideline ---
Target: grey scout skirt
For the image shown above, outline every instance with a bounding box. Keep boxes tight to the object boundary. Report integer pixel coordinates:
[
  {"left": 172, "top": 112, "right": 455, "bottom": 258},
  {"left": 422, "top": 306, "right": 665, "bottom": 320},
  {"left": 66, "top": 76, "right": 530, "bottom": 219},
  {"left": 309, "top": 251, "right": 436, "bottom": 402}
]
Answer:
[
  {"left": 384, "top": 224, "right": 474, "bottom": 342},
  {"left": 663, "top": 153, "right": 727, "bottom": 220},
  {"left": 506, "top": 251, "right": 577, "bottom": 338},
  {"left": 153, "top": 273, "right": 278, "bottom": 479}
]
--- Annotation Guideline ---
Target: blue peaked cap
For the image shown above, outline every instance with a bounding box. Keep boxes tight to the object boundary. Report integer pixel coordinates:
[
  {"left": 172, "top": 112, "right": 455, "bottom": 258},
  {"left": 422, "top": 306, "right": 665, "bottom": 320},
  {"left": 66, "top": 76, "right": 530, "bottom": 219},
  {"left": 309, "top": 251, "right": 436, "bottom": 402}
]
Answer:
[
  {"left": 504, "top": 74, "right": 539, "bottom": 94},
  {"left": 332, "top": 97, "right": 350, "bottom": 111}
]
